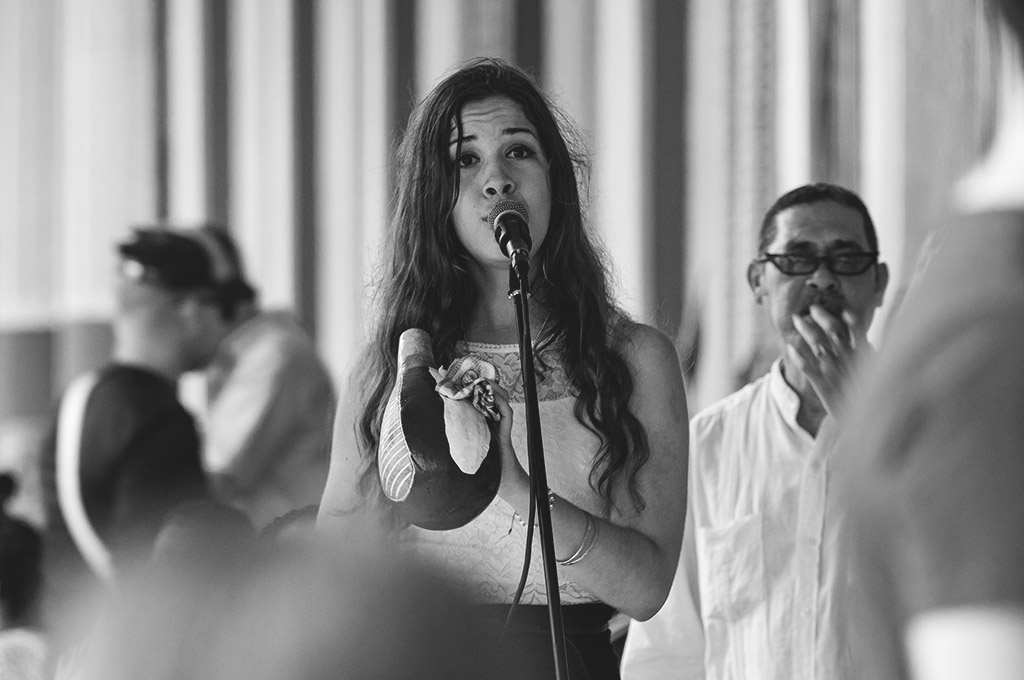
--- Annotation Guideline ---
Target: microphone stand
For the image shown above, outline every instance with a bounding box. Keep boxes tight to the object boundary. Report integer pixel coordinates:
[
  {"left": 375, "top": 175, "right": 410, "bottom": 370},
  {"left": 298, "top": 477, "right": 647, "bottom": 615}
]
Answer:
[{"left": 507, "top": 252, "right": 570, "bottom": 680}]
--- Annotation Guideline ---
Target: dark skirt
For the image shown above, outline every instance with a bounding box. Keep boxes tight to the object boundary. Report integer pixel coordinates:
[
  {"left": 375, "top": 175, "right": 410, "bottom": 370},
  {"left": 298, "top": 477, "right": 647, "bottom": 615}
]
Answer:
[{"left": 476, "top": 603, "right": 620, "bottom": 680}]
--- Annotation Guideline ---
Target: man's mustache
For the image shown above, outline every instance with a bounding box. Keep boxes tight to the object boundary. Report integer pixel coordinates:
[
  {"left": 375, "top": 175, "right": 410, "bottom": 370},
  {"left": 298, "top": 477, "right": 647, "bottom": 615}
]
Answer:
[{"left": 800, "top": 290, "right": 845, "bottom": 317}]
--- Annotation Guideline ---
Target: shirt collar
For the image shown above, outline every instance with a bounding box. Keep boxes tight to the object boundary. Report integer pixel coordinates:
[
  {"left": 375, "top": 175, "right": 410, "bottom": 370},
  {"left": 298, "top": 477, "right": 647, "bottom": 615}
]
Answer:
[{"left": 768, "top": 358, "right": 806, "bottom": 435}]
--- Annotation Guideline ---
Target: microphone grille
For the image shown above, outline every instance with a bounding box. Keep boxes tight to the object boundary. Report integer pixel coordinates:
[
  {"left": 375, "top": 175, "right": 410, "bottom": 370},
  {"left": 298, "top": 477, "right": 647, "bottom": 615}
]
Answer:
[{"left": 487, "top": 200, "right": 530, "bottom": 230}]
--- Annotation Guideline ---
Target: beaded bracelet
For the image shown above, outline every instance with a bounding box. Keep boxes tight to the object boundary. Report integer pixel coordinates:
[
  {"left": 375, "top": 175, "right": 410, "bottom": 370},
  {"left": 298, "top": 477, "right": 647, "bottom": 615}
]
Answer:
[
  {"left": 557, "top": 511, "right": 598, "bottom": 567},
  {"left": 512, "top": 488, "right": 556, "bottom": 528}
]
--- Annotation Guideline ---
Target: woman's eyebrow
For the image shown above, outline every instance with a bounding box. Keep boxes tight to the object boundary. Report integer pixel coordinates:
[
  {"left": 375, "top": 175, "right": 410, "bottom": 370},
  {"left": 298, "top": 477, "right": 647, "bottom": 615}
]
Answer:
[
  {"left": 448, "top": 127, "right": 538, "bottom": 146},
  {"left": 502, "top": 126, "right": 538, "bottom": 138}
]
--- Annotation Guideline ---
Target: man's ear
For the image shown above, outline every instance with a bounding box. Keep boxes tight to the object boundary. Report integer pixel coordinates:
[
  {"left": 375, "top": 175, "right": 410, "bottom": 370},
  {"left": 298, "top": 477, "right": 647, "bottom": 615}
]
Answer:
[
  {"left": 873, "top": 262, "right": 890, "bottom": 308},
  {"left": 176, "top": 294, "right": 219, "bottom": 330},
  {"left": 176, "top": 294, "right": 202, "bottom": 318},
  {"left": 747, "top": 260, "right": 765, "bottom": 304}
]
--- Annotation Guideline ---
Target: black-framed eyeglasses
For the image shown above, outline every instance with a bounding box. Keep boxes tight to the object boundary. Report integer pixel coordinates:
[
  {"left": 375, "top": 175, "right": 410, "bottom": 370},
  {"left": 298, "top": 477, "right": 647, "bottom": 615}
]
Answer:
[{"left": 757, "top": 251, "right": 879, "bottom": 276}]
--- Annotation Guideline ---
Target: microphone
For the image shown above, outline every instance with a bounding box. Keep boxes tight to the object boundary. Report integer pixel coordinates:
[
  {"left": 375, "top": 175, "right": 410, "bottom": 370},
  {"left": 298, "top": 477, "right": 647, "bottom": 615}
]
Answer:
[
  {"left": 488, "top": 200, "right": 532, "bottom": 259},
  {"left": 377, "top": 329, "right": 501, "bottom": 530}
]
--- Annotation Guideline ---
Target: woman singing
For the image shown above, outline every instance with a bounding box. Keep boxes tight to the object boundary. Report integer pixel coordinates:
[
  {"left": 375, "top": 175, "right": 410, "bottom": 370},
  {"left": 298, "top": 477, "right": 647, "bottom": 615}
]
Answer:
[{"left": 318, "top": 57, "right": 688, "bottom": 679}]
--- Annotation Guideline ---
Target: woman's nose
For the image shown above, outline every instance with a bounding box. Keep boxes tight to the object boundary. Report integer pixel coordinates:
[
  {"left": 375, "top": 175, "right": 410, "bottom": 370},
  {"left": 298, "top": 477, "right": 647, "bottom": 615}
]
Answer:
[{"left": 482, "top": 160, "right": 515, "bottom": 197}]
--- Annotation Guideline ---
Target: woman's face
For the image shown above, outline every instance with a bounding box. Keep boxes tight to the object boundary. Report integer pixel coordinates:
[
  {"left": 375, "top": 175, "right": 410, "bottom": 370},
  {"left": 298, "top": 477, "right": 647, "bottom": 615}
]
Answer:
[{"left": 449, "top": 95, "right": 551, "bottom": 272}]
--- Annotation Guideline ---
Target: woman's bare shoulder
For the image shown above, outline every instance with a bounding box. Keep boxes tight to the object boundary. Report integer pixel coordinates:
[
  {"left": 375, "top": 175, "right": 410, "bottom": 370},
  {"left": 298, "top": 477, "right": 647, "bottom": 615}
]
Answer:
[{"left": 612, "top": 318, "right": 681, "bottom": 373}]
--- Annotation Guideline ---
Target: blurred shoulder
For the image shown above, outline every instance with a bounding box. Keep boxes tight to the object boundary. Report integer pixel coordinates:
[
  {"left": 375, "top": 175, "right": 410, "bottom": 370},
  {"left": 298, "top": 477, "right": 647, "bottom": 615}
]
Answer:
[
  {"left": 225, "top": 311, "right": 330, "bottom": 372},
  {"left": 231, "top": 311, "right": 314, "bottom": 348},
  {"left": 610, "top": 316, "right": 679, "bottom": 367},
  {"left": 609, "top": 319, "right": 686, "bottom": 412},
  {"left": 81, "top": 365, "right": 189, "bottom": 431},
  {"left": 96, "top": 365, "right": 179, "bottom": 403}
]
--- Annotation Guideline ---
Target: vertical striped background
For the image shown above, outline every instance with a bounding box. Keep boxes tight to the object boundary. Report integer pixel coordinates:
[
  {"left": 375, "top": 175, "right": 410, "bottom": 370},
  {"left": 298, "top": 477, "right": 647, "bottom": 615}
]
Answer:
[{"left": 0, "top": 0, "right": 995, "bottom": 521}]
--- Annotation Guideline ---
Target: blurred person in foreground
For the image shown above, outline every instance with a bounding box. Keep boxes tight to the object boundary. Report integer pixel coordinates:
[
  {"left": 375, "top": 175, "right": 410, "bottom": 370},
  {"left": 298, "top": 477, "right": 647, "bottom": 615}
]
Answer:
[
  {"left": 317, "top": 57, "right": 689, "bottom": 679},
  {"left": 841, "top": 1, "right": 1024, "bottom": 678},
  {"left": 53, "top": 500, "right": 260, "bottom": 680},
  {"left": 150, "top": 499, "right": 256, "bottom": 574},
  {"left": 258, "top": 503, "right": 319, "bottom": 549},
  {"left": 621, "top": 183, "right": 889, "bottom": 679},
  {"left": 65, "top": 530, "right": 493, "bottom": 680},
  {"left": 0, "top": 473, "right": 46, "bottom": 680}
]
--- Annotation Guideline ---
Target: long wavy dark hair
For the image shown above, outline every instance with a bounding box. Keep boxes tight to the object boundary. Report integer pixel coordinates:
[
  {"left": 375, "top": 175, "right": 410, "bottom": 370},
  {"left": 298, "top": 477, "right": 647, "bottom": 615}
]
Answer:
[{"left": 354, "top": 57, "right": 649, "bottom": 518}]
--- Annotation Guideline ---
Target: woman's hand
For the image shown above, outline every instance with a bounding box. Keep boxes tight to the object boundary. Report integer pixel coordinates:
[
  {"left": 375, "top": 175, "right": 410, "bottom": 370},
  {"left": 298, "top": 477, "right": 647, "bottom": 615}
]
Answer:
[{"left": 485, "top": 380, "right": 531, "bottom": 505}]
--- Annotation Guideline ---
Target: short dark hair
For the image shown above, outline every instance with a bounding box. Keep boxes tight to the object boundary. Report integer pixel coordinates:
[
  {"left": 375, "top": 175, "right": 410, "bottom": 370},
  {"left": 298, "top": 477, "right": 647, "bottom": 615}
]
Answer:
[
  {"left": 757, "top": 182, "right": 878, "bottom": 255},
  {"left": 118, "top": 223, "right": 256, "bottom": 320}
]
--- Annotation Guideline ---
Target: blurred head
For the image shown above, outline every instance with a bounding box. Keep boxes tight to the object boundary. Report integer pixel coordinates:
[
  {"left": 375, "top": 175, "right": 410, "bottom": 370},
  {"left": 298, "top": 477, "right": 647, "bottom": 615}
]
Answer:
[
  {"left": 117, "top": 223, "right": 256, "bottom": 320},
  {"left": 747, "top": 183, "right": 889, "bottom": 347},
  {"left": 152, "top": 500, "right": 256, "bottom": 575},
  {"left": 258, "top": 504, "right": 319, "bottom": 549},
  {"left": 78, "top": 540, "right": 495, "bottom": 680},
  {"left": 114, "top": 224, "right": 256, "bottom": 373},
  {"left": 0, "top": 473, "right": 43, "bottom": 629}
]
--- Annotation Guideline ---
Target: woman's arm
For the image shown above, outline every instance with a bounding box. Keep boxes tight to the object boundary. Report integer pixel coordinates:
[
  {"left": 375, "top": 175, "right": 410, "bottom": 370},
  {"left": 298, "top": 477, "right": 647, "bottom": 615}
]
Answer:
[
  {"left": 620, "top": 485, "right": 706, "bottom": 678},
  {"left": 493, "top": 323, "right": 689, "bottom": 620}
]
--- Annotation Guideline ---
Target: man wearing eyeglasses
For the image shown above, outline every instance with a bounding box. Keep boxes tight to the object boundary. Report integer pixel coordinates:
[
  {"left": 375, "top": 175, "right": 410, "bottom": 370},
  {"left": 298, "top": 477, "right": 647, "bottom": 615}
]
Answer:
[
  {"left": 622, "top": 183, "right": 888, "bottom": 680},
  {"left": 746, "top": 185, "right": 889, "bottom": 431}
]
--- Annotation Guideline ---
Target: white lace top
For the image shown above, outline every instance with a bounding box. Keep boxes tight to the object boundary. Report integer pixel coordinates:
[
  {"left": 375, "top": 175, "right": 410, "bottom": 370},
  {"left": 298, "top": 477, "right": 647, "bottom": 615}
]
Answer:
[{"left": 400, "top": 340, "right": 605, "bottom": 605}]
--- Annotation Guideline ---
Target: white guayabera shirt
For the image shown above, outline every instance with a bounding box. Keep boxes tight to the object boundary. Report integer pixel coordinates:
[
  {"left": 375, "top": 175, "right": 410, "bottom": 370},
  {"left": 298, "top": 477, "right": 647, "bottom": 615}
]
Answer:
[{"left": 621, "top": 360, "right": 854, "bottom": 680}]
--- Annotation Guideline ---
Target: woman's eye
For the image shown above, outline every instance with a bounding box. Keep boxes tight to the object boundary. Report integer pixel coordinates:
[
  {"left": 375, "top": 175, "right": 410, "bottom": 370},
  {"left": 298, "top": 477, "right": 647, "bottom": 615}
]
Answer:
[
  {"left": 456, "top": 152, "right": 478, "bottom": 168},
  {"left": 508, "top": 145, "right": 534, "bottom": 160}
]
